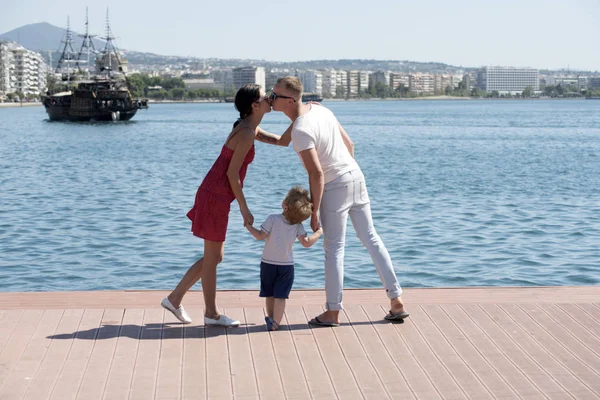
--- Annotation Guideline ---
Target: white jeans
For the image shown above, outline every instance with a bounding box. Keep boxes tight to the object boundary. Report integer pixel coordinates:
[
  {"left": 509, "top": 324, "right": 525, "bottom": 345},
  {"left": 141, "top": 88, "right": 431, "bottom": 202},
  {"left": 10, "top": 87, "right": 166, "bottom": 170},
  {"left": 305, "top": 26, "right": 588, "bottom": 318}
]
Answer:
[{"left": 320, "top": 169, "right": 402, "bottom": 311}]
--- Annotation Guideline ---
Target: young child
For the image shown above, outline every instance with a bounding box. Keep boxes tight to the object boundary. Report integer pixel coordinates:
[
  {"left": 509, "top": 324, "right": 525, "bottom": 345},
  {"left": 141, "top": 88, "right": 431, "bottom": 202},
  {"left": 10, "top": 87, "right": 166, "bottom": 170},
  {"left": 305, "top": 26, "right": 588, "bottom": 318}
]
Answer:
[{"left": 246, "top": 186, "right": 323, "bottom": 330}]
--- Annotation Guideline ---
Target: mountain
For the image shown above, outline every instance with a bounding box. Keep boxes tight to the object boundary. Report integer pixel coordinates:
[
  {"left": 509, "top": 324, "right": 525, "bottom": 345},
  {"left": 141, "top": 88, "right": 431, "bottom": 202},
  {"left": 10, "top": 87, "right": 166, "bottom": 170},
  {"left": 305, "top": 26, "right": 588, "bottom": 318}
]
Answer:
[{"left": 0, "top": 22, "right": 105, "bottom": 53}]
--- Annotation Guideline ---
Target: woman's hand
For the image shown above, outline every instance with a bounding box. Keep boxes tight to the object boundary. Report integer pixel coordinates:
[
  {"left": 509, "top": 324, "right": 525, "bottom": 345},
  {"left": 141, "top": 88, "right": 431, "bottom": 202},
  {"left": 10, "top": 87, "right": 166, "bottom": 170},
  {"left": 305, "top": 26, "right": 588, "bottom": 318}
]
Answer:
[{"left": 241, "top": 206, "right": 254, "bottom": 227}]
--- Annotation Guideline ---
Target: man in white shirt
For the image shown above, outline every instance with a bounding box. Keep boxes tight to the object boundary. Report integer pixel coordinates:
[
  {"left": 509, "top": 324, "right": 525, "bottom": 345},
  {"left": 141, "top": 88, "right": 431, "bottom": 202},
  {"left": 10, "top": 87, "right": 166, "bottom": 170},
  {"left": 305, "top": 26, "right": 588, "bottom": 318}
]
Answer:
[{"left": 256, "top": 76, "right": 409, "bottom": 326}]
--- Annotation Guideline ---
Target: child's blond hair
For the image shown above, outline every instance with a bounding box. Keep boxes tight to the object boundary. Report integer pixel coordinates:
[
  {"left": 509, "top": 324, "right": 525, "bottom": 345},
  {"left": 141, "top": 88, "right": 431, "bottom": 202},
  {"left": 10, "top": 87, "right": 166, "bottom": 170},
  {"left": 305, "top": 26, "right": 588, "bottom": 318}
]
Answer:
[{"left": 282, "top": 186, "right": 312, "bottom": 225}]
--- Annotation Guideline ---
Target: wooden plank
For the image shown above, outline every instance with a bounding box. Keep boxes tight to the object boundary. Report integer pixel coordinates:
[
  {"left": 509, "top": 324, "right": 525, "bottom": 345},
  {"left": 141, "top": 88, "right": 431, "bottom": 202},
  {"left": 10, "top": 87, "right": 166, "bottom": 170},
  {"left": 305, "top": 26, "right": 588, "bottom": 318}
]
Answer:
[
  {"left": 386, "top": 304, "right": 467, "bottom": 399},
  {"left": 461, "top": 304, "right": 571, "bottom": 398},
  {"left": 488, "top": 303, "right": 597, "bottom": 398},
  {"left": 244, "top": 307, "right": 285, "bottom": 400},
  {"left": 361, "top": 304, "right": 440, "bottom": 399},
  {"left": 557, "top": 304, "right": 600, "bottom": 340},
  {"left": 181, "top": 307, "right": 206, "bottom": 400},
  {"left": 540, "top": 304, "right": 600, "bottom": 367},
  {"left": 421, "top": 304, "right": 519, "bottom": 398},
  {"left": 129, "top": 308, "right": 163, "bottom": 400},
  {"left": 49, "top": 309, "right": 104, "bottom": 400},
  {"left": 155, "top": 306, "right": 184, "bottom": 400},
  {"left": 76, "top": 308, "right": 125, "bottom": 400},
  {"left": 284, "top": 305, "right": 336, "bottom": 399},
  {"left": 22, "top": 309, "right": 84, "bottom": 400},
  {"left": 331, "top": 307, "right": 389, "bottom": 399},
  {"left": 266, "top": 308, "right": 312, "bottom": 400},
  {"left": 204, "top": 311, "right": 233, "bottom": 399},
  {"left": 223, "top": 307, "right": 259, "bottom": 400},
  {"left": 577, "top": 303, "right": 600, "bottom": 326},
  {"left": 0, "top": 309, "right": 45, "bottom": 393},
  {"left": 409, "top": 305, "right": 494, "bottom": 399},
  {"left": 0, "top": 309, "right": 64, "bottom": 399},
  {"left": 507, "top": 304, "right": 600, "bottom": 396},
  {"left": 303, "top": 305, "right": 363, "bottom": 400},
  {"left": 102, "top": 308, "right": 144, "bottom": 400},
  {"left": 343, "top": 305, "right": 415, "bottom": 399},
  {"left": 0, "top": 310, "right": 23, "bottom": 354}
]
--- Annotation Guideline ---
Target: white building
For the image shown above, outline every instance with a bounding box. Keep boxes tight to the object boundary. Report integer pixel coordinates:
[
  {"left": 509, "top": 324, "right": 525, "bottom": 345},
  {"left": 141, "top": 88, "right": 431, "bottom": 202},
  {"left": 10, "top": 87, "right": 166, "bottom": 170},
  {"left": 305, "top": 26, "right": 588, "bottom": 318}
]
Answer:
[
  {"left": 390, "top": 73, "right": 409, "bottom": 90},
  {"left": 476, "top": 66, "right": 539, "bottom": 94},
  {"left": 321, "top": 69, "right": 337, "bottom": 98},
  {"left": 346, "top": 70, "right": 360, "bottom": 98},
  {"left": 358, "top": 71, "right": 369, "bottom": 94},
  {"left": 232, "top": 66, "right": 265, "bottom": 90},
  {"left": 0, "top": 42, "right": 47, "bottom": 98},
  {"left": 0, "top": 42, "right": 15, "bottom": 97},
  {"left": 299, "top": 70, "right": 322, "bottom": 96},
  {"left": 336, "top": 70, "right": 347, "bottom": 97},
  {"left": 409, "top": 73, "right": 434, "bottom": 94}
]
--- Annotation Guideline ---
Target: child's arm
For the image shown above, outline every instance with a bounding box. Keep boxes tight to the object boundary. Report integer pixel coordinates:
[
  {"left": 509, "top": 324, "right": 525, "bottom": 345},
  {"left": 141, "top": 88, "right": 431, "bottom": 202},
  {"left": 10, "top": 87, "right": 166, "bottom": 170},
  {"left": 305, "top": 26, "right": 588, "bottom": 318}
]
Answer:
[
  {"left": 298, "top": 227, "right": 323, "bottom": 248},
  {"left": 245, "top": 224, "right": 268, "bottom": 240}
]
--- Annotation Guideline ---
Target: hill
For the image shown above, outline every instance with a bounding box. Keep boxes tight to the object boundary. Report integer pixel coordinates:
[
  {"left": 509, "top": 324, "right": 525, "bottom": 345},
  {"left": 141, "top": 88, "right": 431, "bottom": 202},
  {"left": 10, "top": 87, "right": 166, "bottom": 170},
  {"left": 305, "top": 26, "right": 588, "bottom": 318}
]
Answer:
[{"left": 0, "top": 22, "right": 105, "bottom": 53}]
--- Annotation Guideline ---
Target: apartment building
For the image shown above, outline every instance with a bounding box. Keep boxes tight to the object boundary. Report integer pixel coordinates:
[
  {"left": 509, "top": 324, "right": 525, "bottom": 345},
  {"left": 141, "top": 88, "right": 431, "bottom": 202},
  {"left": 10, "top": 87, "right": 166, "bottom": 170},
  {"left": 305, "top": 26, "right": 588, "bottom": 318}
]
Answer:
[
  {"left": 409, "top": 73, "right": 434, "bottom": 94},
  {"left": 232, "top": 66, "right": 265, "bottom": 90},
  {"left": 0, "top": 42, "right": 15, "bottom": 96},
  {"left": 358, "top": 71, "right": 369, "bottom": 93},
  {"left": 475, "top": 66, "right": 539, "bottom": 94},
  {"left": 336, "top": 70, "right": 347, "bottom": 97},
  {"left": 346, "top": 70, "right": 360, "bottom": 98},
  {"left": 389, "top": 72, "right": 409, "bottom": 90},
  {"left": 321, "top": 69, "right": 337, "bottom": 97},
  {"left": 299, "top": 70, "right": 323, "bottom": 95},
  {"left": 369, "top": 71, "right": 389, "bottom": 88}
]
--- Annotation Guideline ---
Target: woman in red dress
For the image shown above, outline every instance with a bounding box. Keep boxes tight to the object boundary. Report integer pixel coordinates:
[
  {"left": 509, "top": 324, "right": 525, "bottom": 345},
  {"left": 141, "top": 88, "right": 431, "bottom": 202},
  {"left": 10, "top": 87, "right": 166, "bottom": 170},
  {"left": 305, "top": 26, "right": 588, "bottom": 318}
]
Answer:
[{"left": 161, "top": 84, "right": 273, "bottom": 326}]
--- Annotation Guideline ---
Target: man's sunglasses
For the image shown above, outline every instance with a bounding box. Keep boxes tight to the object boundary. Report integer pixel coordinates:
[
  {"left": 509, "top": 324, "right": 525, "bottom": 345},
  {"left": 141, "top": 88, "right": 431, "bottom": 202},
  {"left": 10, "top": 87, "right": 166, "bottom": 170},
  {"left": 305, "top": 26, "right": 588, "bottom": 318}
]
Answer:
[{"left": 269, "top": 90, "right": 297, "bottom": 102}]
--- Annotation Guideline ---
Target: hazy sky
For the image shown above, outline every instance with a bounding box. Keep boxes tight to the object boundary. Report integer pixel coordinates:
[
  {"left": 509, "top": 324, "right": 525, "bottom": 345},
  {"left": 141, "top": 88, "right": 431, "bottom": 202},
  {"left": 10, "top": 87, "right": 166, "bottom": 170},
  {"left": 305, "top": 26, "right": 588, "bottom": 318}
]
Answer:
[{"left": 2, "top": 0, "right": 599, "bottom": 70}]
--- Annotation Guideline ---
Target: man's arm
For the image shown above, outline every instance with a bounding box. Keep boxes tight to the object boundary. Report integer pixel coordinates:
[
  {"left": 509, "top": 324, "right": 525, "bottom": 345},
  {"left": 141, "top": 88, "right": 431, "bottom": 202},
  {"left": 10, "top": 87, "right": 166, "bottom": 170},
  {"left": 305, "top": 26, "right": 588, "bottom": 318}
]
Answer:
[
  {"left": 338, "top": 123, "right": 355, "bottom": 158},
  {"left": 298, "top": 148, "right": 324, "bottom": 232},
  {"left": 255, "top": 123, "right": 293, "bottom": 147}
]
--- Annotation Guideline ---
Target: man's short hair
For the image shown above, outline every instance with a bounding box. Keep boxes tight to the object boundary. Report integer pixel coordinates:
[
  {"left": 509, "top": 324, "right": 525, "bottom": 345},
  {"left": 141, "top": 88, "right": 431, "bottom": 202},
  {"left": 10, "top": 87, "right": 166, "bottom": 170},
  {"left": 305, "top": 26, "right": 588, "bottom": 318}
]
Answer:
[{"left": 276, "top": 76, "right": 303, "bottom": 98}]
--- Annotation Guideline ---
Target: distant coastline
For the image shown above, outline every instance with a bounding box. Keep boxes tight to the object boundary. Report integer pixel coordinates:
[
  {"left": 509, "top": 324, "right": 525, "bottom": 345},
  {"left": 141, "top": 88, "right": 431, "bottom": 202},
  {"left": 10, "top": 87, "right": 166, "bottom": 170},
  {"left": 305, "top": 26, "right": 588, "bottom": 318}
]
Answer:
[
  {"left": 1, "top": 96, "right": 587, "bottom": 109},
  {"left": 0, "top": 102, "right": 43, "bottom": 108}
]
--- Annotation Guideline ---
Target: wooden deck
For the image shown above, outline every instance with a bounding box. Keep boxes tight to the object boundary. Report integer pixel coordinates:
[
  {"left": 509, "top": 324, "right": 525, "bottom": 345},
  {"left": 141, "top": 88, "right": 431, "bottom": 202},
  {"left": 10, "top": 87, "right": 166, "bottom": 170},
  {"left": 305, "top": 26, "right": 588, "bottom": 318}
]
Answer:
[{"left": 0, "top": 287, "right": 599, "bottom": 399}]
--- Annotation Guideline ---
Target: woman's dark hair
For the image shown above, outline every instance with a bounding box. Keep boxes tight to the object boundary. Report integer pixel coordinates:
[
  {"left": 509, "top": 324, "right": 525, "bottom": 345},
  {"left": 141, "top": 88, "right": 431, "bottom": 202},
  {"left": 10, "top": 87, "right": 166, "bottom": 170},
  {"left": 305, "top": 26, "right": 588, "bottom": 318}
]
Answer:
[{"left": 233, "top": 84, "right": 262, "bottom": 127}]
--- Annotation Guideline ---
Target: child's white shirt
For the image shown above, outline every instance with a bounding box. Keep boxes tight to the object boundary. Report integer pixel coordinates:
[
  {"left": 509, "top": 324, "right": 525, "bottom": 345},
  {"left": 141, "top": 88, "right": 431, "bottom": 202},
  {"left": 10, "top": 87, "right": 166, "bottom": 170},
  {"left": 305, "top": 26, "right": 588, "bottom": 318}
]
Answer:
[{"left": 260, "top": 214, "right": 306, "bottom": 265}]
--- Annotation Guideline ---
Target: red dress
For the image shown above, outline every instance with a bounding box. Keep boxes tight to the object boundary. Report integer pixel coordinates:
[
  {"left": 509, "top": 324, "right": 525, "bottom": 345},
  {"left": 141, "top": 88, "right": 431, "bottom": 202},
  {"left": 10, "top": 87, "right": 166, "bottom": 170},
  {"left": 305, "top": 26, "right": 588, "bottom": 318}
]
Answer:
[{"left": 186, "top": 144, "right": 255, "bottom": 242}]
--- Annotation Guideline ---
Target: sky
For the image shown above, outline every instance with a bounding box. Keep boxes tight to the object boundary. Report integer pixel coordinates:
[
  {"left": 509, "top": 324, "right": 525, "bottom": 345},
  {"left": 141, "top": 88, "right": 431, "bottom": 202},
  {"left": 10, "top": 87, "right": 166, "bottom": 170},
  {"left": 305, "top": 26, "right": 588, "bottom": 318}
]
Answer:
[{"left": 2, "top": 0, "right": 600, "bottom": 71}]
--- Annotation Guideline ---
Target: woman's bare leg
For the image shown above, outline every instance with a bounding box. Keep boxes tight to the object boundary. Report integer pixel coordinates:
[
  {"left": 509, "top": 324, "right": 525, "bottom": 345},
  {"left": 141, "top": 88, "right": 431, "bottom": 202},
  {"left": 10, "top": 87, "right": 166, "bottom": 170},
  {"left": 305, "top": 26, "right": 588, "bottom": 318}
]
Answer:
[{"left": 167, "top": 240, "right": 224, "bottom": 318}]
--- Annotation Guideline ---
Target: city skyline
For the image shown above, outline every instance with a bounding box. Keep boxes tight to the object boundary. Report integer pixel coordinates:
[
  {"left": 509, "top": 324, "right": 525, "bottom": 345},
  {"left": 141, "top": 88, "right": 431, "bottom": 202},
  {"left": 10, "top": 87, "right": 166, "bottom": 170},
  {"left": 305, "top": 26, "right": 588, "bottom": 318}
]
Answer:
[{"left": 1, "top": 0, "right": 599, "bottom": 71}]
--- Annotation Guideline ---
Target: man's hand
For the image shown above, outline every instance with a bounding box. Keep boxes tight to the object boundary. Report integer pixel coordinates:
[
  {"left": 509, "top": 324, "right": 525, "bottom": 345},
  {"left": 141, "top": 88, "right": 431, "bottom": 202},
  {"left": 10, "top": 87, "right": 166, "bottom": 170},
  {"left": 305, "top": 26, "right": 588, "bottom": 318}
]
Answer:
[{"left": 310, "top": 212, "right": 321, "bottom": 232}]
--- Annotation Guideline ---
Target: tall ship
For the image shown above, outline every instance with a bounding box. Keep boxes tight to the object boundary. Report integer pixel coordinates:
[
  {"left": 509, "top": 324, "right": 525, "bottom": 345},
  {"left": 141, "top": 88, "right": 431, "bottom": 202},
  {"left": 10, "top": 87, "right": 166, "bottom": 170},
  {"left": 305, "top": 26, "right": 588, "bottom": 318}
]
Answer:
[{"left": 41, "top": 10, "right": 148, "bottom": 121}]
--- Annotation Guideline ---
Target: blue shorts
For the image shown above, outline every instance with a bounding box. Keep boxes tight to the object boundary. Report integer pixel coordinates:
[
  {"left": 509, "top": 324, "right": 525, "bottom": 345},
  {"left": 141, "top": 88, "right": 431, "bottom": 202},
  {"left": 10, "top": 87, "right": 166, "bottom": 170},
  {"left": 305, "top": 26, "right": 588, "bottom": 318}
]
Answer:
[{"left": 259, "top": 261, "right": 294, "bottom": 299}]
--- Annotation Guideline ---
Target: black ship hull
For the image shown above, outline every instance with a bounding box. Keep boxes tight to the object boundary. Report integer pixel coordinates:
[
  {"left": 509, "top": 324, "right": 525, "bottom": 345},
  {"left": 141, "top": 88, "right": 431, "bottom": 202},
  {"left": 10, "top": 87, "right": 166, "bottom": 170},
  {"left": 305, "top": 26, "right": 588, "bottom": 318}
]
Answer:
[
  {"left": 42, "top": 85, "right": 148, "bottom": 122},
  {"left": 43, "top": 102, "right": 139, "bottom": 121}
]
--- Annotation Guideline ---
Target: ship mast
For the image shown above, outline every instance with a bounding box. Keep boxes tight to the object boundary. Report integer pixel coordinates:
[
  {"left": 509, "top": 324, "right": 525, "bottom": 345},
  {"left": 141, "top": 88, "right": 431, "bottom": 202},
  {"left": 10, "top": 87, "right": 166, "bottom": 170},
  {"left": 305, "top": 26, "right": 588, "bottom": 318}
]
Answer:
[
  {"left": 54, "top": 16, "right": 79, "bottom": 80},
  {"left": 98, "top": 8, "right": 124, "bottom": 77},
  {"left": 75, "top": 7, "right": 97, "bottom": 77}
]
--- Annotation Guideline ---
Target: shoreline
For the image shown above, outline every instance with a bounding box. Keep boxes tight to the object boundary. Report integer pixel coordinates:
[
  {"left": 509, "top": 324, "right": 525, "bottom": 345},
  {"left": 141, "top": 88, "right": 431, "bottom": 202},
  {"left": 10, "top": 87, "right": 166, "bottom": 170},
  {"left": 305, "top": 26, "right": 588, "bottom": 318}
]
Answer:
[
  {"left": 1, "top": 96, "right": 588, "bottom": 109},
  {"left": 0, "top": 102, "right": 43, "bottom": 108}
]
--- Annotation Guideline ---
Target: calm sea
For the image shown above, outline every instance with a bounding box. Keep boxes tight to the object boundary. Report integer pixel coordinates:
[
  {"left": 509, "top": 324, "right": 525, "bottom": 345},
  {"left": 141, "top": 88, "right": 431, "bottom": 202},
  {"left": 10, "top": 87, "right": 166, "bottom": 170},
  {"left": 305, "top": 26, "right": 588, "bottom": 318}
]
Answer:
[{"left": 1, "top": 100, "right": 599, "bottom": 292}]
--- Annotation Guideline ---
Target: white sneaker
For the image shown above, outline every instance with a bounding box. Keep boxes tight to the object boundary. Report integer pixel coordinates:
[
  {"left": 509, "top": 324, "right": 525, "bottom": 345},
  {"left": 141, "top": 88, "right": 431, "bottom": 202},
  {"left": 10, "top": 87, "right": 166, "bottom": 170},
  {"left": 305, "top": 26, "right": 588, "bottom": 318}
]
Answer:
[
  {"left": 204, "top": 314, "right": 240, "bottom": 327},
  {"left": 161, "top": 297, "right": 192, "bottom": 324}
]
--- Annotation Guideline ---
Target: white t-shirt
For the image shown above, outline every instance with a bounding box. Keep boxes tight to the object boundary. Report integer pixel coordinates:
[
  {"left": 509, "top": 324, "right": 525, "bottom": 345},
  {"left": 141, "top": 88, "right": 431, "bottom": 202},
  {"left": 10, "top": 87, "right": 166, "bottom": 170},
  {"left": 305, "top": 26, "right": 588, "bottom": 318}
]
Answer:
[
  {"left": 260, "top": 214, "right": 307, "bottom": 265},
  {"left": 292, "top": 105, "right": 359, "bottom": 183}
]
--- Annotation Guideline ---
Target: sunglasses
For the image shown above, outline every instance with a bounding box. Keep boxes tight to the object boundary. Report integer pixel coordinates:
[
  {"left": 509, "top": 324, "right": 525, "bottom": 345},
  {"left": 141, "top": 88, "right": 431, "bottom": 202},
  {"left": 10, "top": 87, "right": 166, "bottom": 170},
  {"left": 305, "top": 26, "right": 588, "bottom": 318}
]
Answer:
[{"left": 269, "top": 90, "right": 297, "bottom": 102}]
